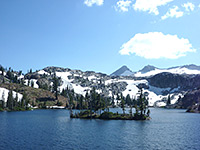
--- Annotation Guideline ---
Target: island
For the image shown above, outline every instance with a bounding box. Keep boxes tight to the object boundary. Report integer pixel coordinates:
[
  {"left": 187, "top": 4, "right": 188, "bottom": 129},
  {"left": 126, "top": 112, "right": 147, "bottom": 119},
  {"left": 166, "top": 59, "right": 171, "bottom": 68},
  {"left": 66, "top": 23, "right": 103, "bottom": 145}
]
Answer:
[{"left": 70, "top": 87, "right": 151, "bottom": 120}]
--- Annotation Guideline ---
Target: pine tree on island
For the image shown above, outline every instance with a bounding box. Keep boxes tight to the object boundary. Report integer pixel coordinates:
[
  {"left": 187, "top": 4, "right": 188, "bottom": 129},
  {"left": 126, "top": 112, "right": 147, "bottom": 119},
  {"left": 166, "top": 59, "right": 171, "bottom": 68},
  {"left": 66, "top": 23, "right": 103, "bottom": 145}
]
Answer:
[
  {"left": 120, "top": 93, "right": 125, "bottom": 115},
  {"left": 167, "top": 95, "right": 171, "bottom": 106}
]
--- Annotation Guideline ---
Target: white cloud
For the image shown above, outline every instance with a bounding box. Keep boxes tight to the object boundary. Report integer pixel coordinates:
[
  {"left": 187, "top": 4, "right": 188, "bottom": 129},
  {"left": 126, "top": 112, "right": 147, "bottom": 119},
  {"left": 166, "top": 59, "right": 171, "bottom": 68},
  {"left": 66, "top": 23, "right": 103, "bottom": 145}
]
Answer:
[
  {"left": 119, "top": 32, "right": 196, "bottom": 59},
  {"left": 133, "top": 0, "right": 173, "bottom": 15},
  {"left": 115, "top": 0, "right": 132, "bottom": 12},
  {"left": 84, "top": 0, "right": 104, "bottom": 7},
  {"left": 182, "top": 2, "right": 195, "bottom": 12},
  {"left": 161, "top": 6, "right": 184, "bottom": 20}
]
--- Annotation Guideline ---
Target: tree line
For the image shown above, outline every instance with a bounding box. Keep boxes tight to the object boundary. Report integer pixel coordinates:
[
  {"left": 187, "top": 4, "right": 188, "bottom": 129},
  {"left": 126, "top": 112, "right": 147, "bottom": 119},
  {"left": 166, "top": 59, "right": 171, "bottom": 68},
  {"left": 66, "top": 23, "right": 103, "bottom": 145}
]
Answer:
[
  {"left": 0, "top": 89, "right": 30, "bottom": 111},
  {"left": 59, "top": 84, "right": 150, "bottom": 119}
]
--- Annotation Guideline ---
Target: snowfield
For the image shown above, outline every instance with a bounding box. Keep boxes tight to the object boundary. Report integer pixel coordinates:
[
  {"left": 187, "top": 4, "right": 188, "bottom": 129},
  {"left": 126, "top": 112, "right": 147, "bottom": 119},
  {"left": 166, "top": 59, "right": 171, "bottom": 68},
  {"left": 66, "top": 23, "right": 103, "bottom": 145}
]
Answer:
[
  {"left": 56, "top": 71, "right": 73, "bottom": 91},
  {"left": 134, "top": 67, "right": 200, "bottom": 77},
  {"left": 0, "top": 87, "right": 23, "bottom": 102},
  {"left": 104, "top": 79, "right": 183, "bottom": 107},
  {"left": 55, "top": 71, "right": 185, "bottom": 107},
  {"left": 56, "top": 71, "right": 91, "bottom": 95},
  {"left": 38, "top": 70, "right": 50, "bottom": 75}
]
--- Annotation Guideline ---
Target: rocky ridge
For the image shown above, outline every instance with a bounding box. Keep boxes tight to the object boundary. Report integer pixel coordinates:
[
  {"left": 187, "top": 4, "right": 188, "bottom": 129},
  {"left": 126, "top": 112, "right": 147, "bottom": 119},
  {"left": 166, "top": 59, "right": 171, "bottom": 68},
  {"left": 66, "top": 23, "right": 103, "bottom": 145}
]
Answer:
[{"left": 1, "top": 64, "right": 200, "bottom": 109}]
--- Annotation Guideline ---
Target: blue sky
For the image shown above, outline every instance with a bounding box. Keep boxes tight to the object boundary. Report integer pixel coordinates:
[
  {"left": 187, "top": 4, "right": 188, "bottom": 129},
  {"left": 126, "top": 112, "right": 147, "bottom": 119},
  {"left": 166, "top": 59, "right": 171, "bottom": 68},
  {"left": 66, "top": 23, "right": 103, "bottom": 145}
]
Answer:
[{"left": 0, "top": 0, "right": 200, "bottom": 74}]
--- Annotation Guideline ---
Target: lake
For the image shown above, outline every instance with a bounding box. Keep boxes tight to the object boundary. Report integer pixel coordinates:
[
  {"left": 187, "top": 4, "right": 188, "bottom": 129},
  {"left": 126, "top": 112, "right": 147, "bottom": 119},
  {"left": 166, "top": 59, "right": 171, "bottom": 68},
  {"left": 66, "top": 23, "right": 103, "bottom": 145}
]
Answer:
[{"left": 0, "top": 108, "right": 200, "bottom": 150}]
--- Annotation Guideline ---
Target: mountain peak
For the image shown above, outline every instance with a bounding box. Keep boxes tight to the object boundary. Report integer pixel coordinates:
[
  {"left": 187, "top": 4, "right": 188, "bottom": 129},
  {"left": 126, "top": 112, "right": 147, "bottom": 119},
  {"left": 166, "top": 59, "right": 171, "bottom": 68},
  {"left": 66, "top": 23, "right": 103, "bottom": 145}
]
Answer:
[
  {"left": 139, "top": 65, "right": 157, "bottom": 73},
  {"left": 111, "top": 65, "right": 133, "bottom": 76},
  {"left": 181, "top": 64, "right": 200, "bottom": 70}
]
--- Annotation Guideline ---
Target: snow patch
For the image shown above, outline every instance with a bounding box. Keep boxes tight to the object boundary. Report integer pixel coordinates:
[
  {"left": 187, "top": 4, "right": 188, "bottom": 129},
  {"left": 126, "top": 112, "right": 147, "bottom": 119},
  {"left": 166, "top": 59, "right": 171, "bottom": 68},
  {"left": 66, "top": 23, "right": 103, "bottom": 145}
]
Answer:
[
  {"left": 71, "top": 83, "right": 90, "bottom": 96},
  {"left": 135, "top": 67, "right": 200, "bottom": 77},
  {"left": 88, "top": 75, "right": 96, "bottom": 81},
  {"left": 56, "top": 71, "right": 73, "bottom": 91},
  {"left": 38, "top": 70, "right": 50, "bottom": 75},
  {"left": 24, "top": 79, "right": 39, "bottom": 88},
  {"left": 0, "top": 87, "right": 23, "bottom": 103}
]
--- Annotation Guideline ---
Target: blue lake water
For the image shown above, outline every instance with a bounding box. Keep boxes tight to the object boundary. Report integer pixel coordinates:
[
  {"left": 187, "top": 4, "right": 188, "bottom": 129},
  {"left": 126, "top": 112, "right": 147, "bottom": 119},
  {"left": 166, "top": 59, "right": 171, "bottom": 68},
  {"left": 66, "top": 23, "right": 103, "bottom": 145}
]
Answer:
[{"left": 0, "top": 108, "right": 200, "bottom": 150}]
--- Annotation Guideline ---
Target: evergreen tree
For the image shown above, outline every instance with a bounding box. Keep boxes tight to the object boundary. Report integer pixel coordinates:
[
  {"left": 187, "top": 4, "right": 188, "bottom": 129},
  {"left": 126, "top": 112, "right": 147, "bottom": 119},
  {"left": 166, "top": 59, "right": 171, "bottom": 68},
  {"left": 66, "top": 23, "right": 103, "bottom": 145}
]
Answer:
[
  {"left": 99, "top": 95, "right": 105, "bottom": 114},
  {"left": 78, "top": 95, "right": 84, "bottom": 110},
  {"left": 90, "top": 87, "right": 97, "bottom": 113},
  {"left": 49, "top": 85, "right": 52, "bottom": 91},
  {"left": 18, "top": 70, "right": 22, "bottom": 76},
  {"left": 31, "top": 101, "right": 35, "bottom": 107},
  {"left": 116, "top": 94, "right": 120, "bottom": 100},
  {"left": 1, "top": 91, "right": 5, "bottom": 108},
  {"left": 85, "top": 91, "right": 89, "bottom": 109},
  {"left": 31, "top": 80, "right": 34, "bottom": 88},
  {"left": 125, "top": 94, "right": 131, "bottom": 105},
  {"left": 120, "top": 94, "right": 125, "bottom": 115},
  {"left": 20, "top": 79, "right": 24, "bottom": 85},
  {"left": 22, "top": 92, "right": 29, "bottom": 110},
  {"left": 27, "top": 80, "right": 30, "bottom": 86},
  {"left": 69, "top": 92, "right": 73, "bottom": 117},
  {"left": 95, "top": 94, "right": 101, "bottom": 113},
  {"left": 13, "top": 76, "right": 18, "bottom": 84},
  {"left": 167, "top": 95, "right": 171, "bottom": 105},
  {"left": 105, "top": 97, "right": 110, "bottom": 112},
  {"left": 14, "top": 93, "right": 18, "bottom": 108},
  {"left": 147, "top": 109, "right": 150, "bottom": 117},
  {"left": 20, "top": 96, "right": 25, "bottom": 108},
  {"left": 129, "top": 97, "right": 133, "bottom": 117},
  {"left": 138, "top": 88, "right": 144, "bottom": 116},
  {"left": 0, "top": 66, "right": 4, "bottom": 76},
  {"left": 21, "top": 93, "right": 27, "bottom": 109},
  {"left": 111, "top": 94, "right": 115, "bottom": 107},
  {"left": 6, "top": 68, "right": 14, "bottom": 82},
  {"left": 137, "top": 88, "right": 148, "bottom": 117},
  {"left": 53, "top": 73, "right": 59, "bottom": 99},
  {"left": 7, "top": 90, "right": 14, "bottom": 110},
  {"left": 89, "top": 94, "right": 92, "bottom": 118}
]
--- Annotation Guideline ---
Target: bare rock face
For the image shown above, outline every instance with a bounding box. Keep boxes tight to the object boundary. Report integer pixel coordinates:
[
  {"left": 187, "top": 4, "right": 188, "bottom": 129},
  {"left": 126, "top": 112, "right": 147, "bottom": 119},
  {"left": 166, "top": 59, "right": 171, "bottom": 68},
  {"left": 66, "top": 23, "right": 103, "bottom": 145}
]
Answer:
[
  {"left": 148, "top": 72, "right": 200, "bottom": 90},
  {"left": 148, "top": 72, "right": 187, "bottom": 89},
  {"left": 25, "top": 72, "right": 42, "bottom": 79},
  {"left": 186, "top": 103, "right": 200, "bottom": 113},
  {"left": 177, "top": 89, "right": 200, "bottom": 109},
  {"left": 110, "top": 65, "right": 133, "bottom": 76},
  {"left": 43, "top": 66, "right": 69, "bottom": 73},
  {"left": 138, "top": 65, "right": 157, "bottom": 74}
]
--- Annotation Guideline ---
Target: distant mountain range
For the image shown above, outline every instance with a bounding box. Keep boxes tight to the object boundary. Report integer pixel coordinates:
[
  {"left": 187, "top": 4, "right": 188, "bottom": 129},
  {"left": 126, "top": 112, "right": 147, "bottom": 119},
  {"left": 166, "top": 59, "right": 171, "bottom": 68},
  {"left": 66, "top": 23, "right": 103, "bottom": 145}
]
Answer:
[
  {"left": 1, "top": 64, "right": 200, "bottom": 110},
  {"left": 111, "top": 64, "right": 200, "bottom": 77}
]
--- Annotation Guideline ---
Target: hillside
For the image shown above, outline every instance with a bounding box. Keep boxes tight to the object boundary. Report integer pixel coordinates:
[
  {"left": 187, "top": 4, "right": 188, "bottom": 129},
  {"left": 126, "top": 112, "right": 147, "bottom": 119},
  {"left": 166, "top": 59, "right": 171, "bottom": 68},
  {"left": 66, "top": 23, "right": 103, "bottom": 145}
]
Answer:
[
  {"left": 1, "top": 64, "right": 200, "bottom": 110},
  {"left": 0, "top": 83, "right": 68, "bottom": 107}
]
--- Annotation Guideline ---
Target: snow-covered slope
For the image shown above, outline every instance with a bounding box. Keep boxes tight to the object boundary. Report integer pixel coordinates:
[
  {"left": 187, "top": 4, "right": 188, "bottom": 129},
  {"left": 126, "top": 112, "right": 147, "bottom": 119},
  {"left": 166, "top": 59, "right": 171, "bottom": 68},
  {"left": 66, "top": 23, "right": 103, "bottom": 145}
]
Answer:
[
  {"left": 55, "top": 71, "right": 91, "bottom": 95},
  {"left": 0, "top": 87, "right": 23, "bottom": 102},
  {"left": 104, "top": 78, "right": 183, "bottom": 107},
  {"left": 134, "top": 65, "right": 200, "bottom": 77},
  {"left": 24, "top": 79, "right": 39, "bottom": 88},
  {"left": 14, "top": 64, "right": 200, "bottom": 108}
]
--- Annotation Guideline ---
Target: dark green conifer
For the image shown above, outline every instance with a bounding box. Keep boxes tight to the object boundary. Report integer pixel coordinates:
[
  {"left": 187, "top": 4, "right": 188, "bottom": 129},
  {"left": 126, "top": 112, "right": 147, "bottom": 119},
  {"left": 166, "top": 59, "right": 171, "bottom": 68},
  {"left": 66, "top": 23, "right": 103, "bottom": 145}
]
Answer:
[
  {"left": 167, "top": 95, "right": 171, "bottom": 105},
  {"left": 31, "top": 80, "right": 34, "bottom": 88},
  {"left": 7, "top": 90, "right": 14, "bottom": 110},
  {"left": 53, "top": 73, "right": 59, "bottom": 99},
  {"left": 120, "top": 93, "right": 125, "bottom": 115}
]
